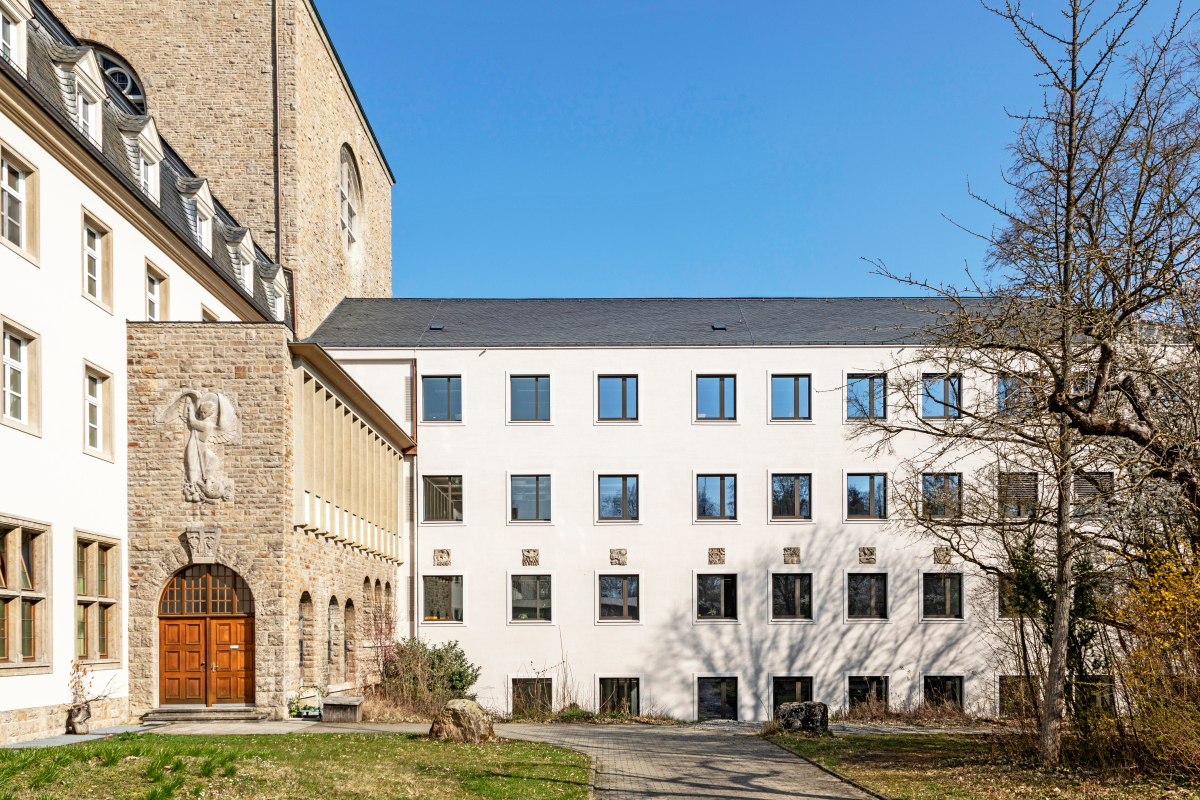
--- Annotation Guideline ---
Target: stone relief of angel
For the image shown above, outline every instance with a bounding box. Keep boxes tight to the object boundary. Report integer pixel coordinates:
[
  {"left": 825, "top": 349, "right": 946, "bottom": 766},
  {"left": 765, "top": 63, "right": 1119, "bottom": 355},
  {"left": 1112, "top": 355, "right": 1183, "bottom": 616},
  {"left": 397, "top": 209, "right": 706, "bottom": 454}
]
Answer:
[{"left": 155, "top": 390, "right": 241, "bottom": 504}]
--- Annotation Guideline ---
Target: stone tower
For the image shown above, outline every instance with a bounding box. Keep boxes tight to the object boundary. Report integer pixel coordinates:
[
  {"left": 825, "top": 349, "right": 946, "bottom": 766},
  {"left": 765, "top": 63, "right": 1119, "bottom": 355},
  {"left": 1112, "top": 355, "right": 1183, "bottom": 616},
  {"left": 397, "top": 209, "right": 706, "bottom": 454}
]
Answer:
[{"left": 43, "top": 0, "right": 394, "bottom": 336}]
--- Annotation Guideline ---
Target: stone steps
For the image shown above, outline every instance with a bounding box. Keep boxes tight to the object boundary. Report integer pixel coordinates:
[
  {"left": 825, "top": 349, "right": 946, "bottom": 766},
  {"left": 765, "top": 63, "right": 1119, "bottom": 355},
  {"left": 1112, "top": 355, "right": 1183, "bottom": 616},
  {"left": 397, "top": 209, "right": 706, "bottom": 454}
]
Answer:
[{"left": 141, "top": 707, "right": 269, "bottom": 724}]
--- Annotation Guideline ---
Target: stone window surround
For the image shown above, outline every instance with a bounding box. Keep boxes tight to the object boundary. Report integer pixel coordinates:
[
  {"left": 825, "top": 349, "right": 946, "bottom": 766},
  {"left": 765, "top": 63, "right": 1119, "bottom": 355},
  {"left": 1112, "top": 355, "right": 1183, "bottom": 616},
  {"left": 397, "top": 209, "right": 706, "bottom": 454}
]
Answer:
[
  {"left": 419, "top": 569, "right": 465, "bottom": 626},
  {"left": 80, "top": 209, "right": 112, "bottom": 313},
  {"left": 82, "top": 359, "right": 114, "bottom": 462},
  {"left": 0, "top": 512, "right": 52, "bottom": 675},
  {"left": 766, "top": 568, "right": 816, "bottom": 626},
  {"left": 593, "top": 570, "right": 643, "bottom": 626},
  {"left": 145, "top": 259, "right": 170, "bottom": 322},
  {"left": 0, "top": 139, "right": 40, "bottom": 267},
  {"left": 768, "top": 672, "right": 818, "bottom": 710},
  {"left": 0, "top": 0, "right": 32, "bottom": 74},
  {"left": 843, "top": 568, "right": 892, "bottom": 625},
  {"left": 692, "top": 569, "right": 741, "bottom": 626},
  {"left": 419, "top": 472, "right": 466, "bottom": 526},
  {"left": 1, "top": 315, "right": 40, "bottom": 437},
  {"left": 506, "top": 571, "right": 555, "bottom": 627},
  {"left": 765, "top": 468, "right": 816, "bottom": 525},
  {"left": 918, "top": 568, "right": 968, "bottom": 624},
  {"left": 593, "top": 471, "right": 640, "bottom": 525},
  {"left": 74, "top": 530, "right": 120, "bottom": 669}
]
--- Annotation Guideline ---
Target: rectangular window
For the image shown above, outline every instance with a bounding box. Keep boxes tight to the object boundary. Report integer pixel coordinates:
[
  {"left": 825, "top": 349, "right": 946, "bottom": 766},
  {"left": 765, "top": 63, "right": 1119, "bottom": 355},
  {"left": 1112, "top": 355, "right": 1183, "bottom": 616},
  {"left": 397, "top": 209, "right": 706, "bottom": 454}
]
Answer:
[
  {"left": 1075, "top": 676, "right": 1114, "bottom": 712},
  {"left": 98, "top": 546, "right": 107, "bottom": 597},
  {"left": 79, "top": 95, "right": 95, "bottom": 141},
  {"left": 511, "top": 575, "right": 551, "bottom": 622},
  {"left": 20, "top": 599, "right": 33, "bottom": 660},
  {"left": 998, "top": 373, "right": 1037, "bottom": 417},
  {"left": 97, "top": 604, "right": 108, "bottom": 658},
  {"left": 512, "top": 677, "right": 552, "bottom": 717},
  {"left": 2, "top": 159, "right": 23, "bottom": 247},
  {"left": 85, "top": 373, "right": 102, "bottom": 451},
  {"left": 772, "top": 676, "right": 813, "bottom": 712},
  {"left": 697, "top": 475, "right": 736, "bottom": 520},
  {"left": 697, "top": 677, "right": 738, "bottom": 720},
  {"left": 511, "top": 475, "right": 551, "bottom": 521},
  {"left": 999, "top": 472, "right": 1038, "bottom": 518},
  {"left": 422, "top": 376, "right": 462, "bottom": 421},
  {"left": 999, "top": 675, "right": 1038, "bottom": 718},
  {"left": 598, "top": 376, "right": 637, "bottom": 420},
  {"left": 696, "top": 375, "right": 735, "bottom": 420},
  {"left": 599, "top": 677, "right": 639, "bottom": 715},
  {"left": 771, "top": 474, "right": 811, "bottom": 519},
  {"left": 1073, "top": 472, "right": 1113, "bottom": 517},
  {"left": 76, "top": 603, "right": 87, "bottom": 657},
  {"left": 423, "top": 476, "right": 463, "bottom": 521},
  {"left": 0, "top": 528, "right": 6, "bottom": 588},
  {"left": 195, "top": 212, "right": 211, "bottom": 253},
  {"left": 922, "top": 373, "right": 961, "bottom": 418},
  {"left": 847, "top": 474, "right": 886, "bottom": 519},
  {"left": 140, "top": 157, "right": 155, "bottom": 197},
  {"left": 76, "top": 542, "right": 86, "bottom": 595},
  {"left": 771, "top": 573, "right": 812, "bottom": 620},
  {"left": 846, "top": 374, "right": 885, "bottom": 419},
  {"left": 3, "top": 331, "right": 25, "bottom": 422},
  {"left": 84, "top": 225, "right": 101, "bottom": 299},
  {"left": 1, "top": 15, "right": 12, "bottom": 61},
  {"left": 998, "top": 574, "right": 1017, "bottom": 618},
  {"left": 423, "top": 575, "right": 464, "bottom": 622},
  {"left": 20, "top": 531, "right": 33, "bottom": 591},
  {"left": 922, "top": 573, "right": 963, "bottom": 619},
  {"left": 598, "top": 476, "right": 638, "bottom": 520},
  {"left": 146, "top": 274, "right": 160, "bottom": 320},
  {"left": 510, "top": 376, "right": 550, "bottom": 421},
  {"left": 847, "top": 573, "right": 888, "bottom": 619},
  {"left": 849, "top": 676, "right": 888, "bottom": 706},
  {"left": 922, "top": 473, "right": 961, "bottom": 518},
  {"left": 771, "top": 375, "right": 811, "bottom": 420},
  {"left": 0, "top": 599, "right": 6, "bottom": 660},
  {"left": 923, "top": 675, "right": 963, "bottom": 709},
  {"left": 696, "top": 574, "right": 737, "bottom": 620},
  {"left": 599, "top": 575, "right": 639, "bottom": 621}
]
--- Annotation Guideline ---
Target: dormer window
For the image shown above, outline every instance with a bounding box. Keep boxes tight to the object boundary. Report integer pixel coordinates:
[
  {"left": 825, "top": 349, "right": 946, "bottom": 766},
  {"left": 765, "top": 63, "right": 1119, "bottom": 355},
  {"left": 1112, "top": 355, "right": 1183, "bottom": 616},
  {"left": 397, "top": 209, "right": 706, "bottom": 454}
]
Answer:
[
  {"left": 79, "top": 95, "right": 95, "bottom": 141},
  {"left": 140, "top": 155, "right": 156, "bottom": 198},
  {"left": 195, "top": 212, "right": 210, "bottom": 253},
  {"left": 95, "top": 49, "right": 145, "bottom": 113},
  {"left": 117, "top": 113, "right": 163, "bottom": 204},
  {"left": 224, "top": 228, "right": 255, "bottom": 295},
  {"left": 178, "top": 176, "right": 214, "bottom": 255},
  {"left": 2, "top": 15, "right": 13, "bottom": 62},
  {"left": 269, "top": 268, "right": 288, "bottom": 322},
  {"left": 51, "top": 46, "right": 105, "bottom": 145}
]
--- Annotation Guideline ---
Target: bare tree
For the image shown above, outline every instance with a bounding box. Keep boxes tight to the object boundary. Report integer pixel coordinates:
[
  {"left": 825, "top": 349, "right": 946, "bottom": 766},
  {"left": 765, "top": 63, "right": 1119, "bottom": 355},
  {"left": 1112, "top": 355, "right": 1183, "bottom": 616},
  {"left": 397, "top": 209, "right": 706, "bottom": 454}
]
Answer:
[{"left": 853, "top": 0, "right": 1200, "bottom": 766}]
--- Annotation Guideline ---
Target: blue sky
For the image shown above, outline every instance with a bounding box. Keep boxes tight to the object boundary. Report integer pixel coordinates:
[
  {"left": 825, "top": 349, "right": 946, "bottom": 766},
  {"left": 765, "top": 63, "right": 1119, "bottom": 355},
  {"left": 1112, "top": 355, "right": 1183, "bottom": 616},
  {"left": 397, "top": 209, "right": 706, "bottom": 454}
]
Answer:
[{"left": 315, "top": 2, "right": 1064, "bottom": 298}]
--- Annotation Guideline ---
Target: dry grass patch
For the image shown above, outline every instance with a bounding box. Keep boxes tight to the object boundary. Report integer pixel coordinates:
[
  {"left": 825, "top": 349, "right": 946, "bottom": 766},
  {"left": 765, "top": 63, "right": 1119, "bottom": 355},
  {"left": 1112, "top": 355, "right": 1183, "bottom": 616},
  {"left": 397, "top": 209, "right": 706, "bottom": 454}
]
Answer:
[
  {"left": 773, "top": 733, "right": 1197, "bottom": 800},
  {"left": 0, "top": 732, "right": 588, "bottom": 800}
]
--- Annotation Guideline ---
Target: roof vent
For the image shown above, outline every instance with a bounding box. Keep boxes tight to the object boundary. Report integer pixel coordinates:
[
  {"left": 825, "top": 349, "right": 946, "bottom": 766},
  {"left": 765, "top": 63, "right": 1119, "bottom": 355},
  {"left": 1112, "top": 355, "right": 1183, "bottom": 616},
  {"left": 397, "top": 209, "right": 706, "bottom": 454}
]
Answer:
[
  {"left": 429, "top": 323, "right": 444, "bottom": 331},
  {"left": 711, "top": 323, "right": 726, "bottom": 331}
]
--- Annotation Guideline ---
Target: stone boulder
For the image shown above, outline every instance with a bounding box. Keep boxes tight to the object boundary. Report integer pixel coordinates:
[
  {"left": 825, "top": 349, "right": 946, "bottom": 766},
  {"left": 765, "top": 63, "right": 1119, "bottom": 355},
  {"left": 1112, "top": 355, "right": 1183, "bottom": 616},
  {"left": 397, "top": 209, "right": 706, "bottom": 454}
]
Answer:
[
  {"left": 775, "top": 701, "right": 829, "bottom": 735},
  {"left": 429, "top": 699, "right": 495, "bottom": 743}
]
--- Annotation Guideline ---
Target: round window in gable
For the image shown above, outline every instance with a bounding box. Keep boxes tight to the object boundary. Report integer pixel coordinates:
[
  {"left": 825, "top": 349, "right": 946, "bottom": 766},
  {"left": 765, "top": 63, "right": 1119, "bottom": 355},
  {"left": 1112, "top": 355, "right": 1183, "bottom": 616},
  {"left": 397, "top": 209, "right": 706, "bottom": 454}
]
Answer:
[{"left": 90, "top": 47, "right": 146, "bottom": 113}]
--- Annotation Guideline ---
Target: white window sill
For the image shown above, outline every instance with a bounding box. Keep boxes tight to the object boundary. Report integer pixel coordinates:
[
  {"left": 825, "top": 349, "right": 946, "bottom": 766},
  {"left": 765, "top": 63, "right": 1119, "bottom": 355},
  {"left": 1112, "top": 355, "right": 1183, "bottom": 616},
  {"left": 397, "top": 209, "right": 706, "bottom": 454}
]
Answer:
[
  {"left": 919, "top": 617, "right": 968, "bottom": 624},
  {"left": 693, "top": 519, "right": 740, "bottom": 525},
  {"left": 421, "top": 420, "right": 465, "bottom": 426},
  {"left": 506, "top": 520, "right": 553, "bottom": 526},
  {"left": 506, "top": 619, "right": 556, "bottom": 627},
  {"left": 595, "top": 619, "right": 643, "bottom": 626},
  {"left": 767, "top": 518, "right": 815, "bottom": 526},
  {"left": 692, "top": 419, "right": 739, "bottom": 425},
  {"left": 769, "top": 618, "right": 816, "bottom": 625},
  {"left": 506, "top": 420, "right": 553, "bottom": 426},
  {"left": 843, "top": 518, "right": 887, "bottom": 524},
  {"left": 692, "top": 618, "right": 741, "bottom": 625},
  {"left": 594, "top": 419, "right": 641, "bottom": 426},
  {"left": 767, "top": 418, "right": 816, "bottom": 425},
  {"left": 844, "top": 617, "right": 891, "bottom": 624},
  {"left": 421, "top": 620, "right": 466, "bottom": 627},
  {"left": 595, "top": 519, "right": 641, "bottom": 526},
  {"left": 421, "top": 520, "right": 465, "bottom": 526}
]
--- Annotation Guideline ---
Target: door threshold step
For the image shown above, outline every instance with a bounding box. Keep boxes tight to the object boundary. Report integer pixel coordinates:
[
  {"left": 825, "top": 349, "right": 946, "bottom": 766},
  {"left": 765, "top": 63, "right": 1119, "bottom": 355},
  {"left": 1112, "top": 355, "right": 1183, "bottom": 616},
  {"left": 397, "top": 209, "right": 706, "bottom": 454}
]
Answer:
[{"left": 142, "top": 708, "right": 269, "bottom": 723}]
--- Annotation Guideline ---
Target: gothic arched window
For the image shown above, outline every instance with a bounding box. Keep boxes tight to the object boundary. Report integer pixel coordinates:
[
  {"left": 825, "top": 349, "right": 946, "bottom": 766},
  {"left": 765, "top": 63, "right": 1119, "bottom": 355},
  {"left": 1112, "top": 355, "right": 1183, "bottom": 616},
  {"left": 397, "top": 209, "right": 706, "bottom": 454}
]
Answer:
[{"left": 338, "top": 145, "right": 362, "bottom": 254}]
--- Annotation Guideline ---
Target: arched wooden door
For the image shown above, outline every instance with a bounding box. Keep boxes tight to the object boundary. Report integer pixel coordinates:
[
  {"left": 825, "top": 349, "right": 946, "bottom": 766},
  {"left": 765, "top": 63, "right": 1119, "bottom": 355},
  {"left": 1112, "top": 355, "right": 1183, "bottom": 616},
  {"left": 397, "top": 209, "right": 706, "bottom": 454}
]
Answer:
[{"left": 159, "top": 565, "right": 255, "bottom": 706}]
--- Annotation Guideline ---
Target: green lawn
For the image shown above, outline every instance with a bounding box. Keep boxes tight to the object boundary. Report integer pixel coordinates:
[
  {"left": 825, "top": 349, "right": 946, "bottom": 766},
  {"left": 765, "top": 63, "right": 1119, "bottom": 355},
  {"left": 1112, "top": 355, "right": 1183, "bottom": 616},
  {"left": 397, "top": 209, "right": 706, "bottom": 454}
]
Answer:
[
  {"left": 772, "top": 733, "right": 1196, "bottom": 800},
  {"left": 0, "top": 732, "right": 589, "bottom": 800}
]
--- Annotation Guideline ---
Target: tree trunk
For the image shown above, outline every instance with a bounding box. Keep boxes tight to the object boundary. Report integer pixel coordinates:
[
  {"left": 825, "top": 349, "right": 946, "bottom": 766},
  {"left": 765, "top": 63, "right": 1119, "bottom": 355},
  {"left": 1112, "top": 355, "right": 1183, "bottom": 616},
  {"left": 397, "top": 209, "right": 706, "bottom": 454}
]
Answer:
[{"left": 1040, "top": 428, "right": 1075, "bottom": 766}]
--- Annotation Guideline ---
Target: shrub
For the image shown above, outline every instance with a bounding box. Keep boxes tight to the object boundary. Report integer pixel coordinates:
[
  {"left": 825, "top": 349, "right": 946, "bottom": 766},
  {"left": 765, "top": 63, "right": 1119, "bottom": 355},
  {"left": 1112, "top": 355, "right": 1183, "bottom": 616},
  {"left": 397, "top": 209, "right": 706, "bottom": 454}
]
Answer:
[{"left": 370, "top": 637, "right": 481, "bottom": 720}]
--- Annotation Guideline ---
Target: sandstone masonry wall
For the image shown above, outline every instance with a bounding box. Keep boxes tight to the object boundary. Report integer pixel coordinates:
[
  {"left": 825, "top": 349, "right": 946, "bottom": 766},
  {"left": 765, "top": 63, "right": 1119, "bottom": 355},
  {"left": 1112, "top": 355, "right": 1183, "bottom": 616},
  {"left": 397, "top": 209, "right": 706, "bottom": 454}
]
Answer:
[{"left": 0, "top": 697, "right": 128, "bottom": 746}]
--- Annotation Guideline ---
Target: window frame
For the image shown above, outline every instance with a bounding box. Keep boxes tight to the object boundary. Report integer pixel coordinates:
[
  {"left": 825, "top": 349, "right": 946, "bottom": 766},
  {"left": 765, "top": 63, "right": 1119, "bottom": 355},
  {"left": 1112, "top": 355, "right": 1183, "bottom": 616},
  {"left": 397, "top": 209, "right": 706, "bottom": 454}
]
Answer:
[
  {"left": 0, "top": 143, "right": 38, "bottom": 265},
  {"left": 73, "top": 531, "right": 120, "bottom": 666},
  {"left": 506, "top": 673, "right": 556, "bottom": 716},
  {"left": 507, "top": 472, "right": 553, "bottom": 524},
  {"left": 769, "top": 673, "right": 817, "bottom": 712},
  {"left": 845, "top": 673, "right": 891, "bottom": 709},
  {"left": 921, "top": 472, "right": 962, "bottom": 519},
  {"left": 694, "top": 472, "right": 738, "bottom": 523},
  {"left": 0, "top": 6, "right": 28, "bottom": 74},
  {"left": 596, "top": 374, "right": 639, "bottom": 423},
  {"left": 921, "top": 372, "right": 962, "bottom": 420},
  {"left": 844, "top": 372, "right": 887, "bottom": 421},
  {"left": 693, "top": 672, "right": 741, "bottom": 721},
  {"left": 921, "top": 673, "right": 967, "bottom": 710},
  {"left": 919, "top": 569, "right": 967, "bottom": 623},
  {"left": 420, "top": 573, "right": 465, "bottom": 625},
  {"left": 1, "top": 316, "right": 40, "bottom": 437},
  {"left": 768, "top": 471, "right": 813, "bottom": 523},
  {"left": 595, "top": 673, "right": 645, "bottom": 714},
  {"left": 80, "top": 212, "right": 112, "bottom": 312},
  {"left": 768, "top": 568, "right": 816, "bottom": 625},
  {"left": 597, "top": 474, "right": 639, "bottom": 522},
  {"left": 506, "top": 571, "right": 556, "bottom": 626},
  {"left": 420, "top": 375, "right": 463, "bottom": 424},
  {"left": 595, "top": 571, "right": 642, "bottom": 624},
  {"left": 692, "top": 570, "right": 741, "bottom": 625},
  {"left": 694, "top": 373, "right": 738, "bottom": 422},
  {"left": 82, "top": 361, "right": 114, "bottom": 461},
  {"left": 843, "top": 569, "right": 892, "bottom": 624},
  {"left": 999, "top": 471, "right": 1039, "bottom": 519},
  {"left": 844, "top": 471, "right": 888, "bottom": 522},
  {"left": 420, "top": 474, "right": 465, "bottom": 524},
  {"left": 506, "top": 372, "right": 553, "bottom": 425},
  {"left": 0, "top": 514, "right": 52, "bottom": 674},
  {"left": 145, "top": 260, "right": 170, "bottom": 322},
  {"left": 767, "top": 372, "right": 813, "bottom": 423}
]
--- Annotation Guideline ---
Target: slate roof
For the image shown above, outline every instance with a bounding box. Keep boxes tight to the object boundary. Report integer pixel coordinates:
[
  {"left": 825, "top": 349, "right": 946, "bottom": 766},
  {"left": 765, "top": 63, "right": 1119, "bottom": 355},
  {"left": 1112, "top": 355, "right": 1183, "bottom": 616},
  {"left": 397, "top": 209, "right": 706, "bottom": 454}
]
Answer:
[
  {"left": 3, "top": 0, "right": 293, "bottom": 329},
  {"left": 308, "top": 297, "right": 944, "bottom": 348}
]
